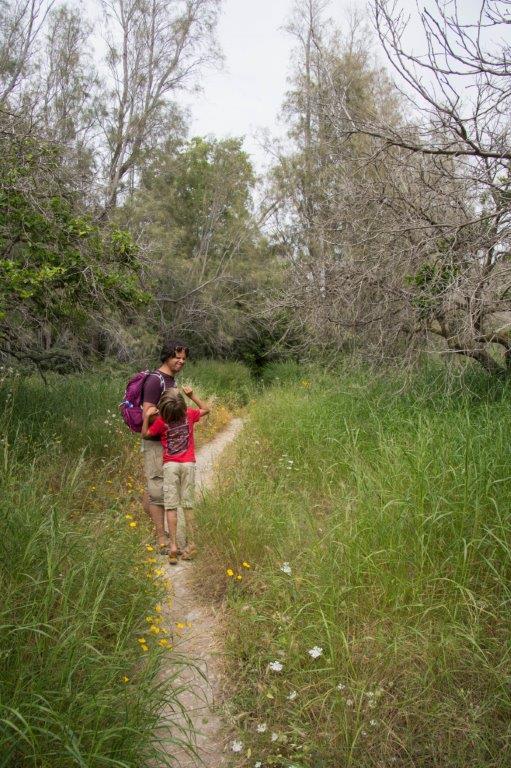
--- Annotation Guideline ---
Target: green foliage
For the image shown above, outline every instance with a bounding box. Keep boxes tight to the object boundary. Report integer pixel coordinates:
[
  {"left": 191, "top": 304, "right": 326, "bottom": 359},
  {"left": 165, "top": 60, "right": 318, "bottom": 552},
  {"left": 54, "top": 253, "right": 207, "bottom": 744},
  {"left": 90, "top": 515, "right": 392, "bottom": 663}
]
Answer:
[
  {"left": 122, "top": 135, "right": 277, "bottom": 359},
  {"left": 0, "top": 119, "right": 149, "bottom": 363},
  {"left": 0, "top": 372, "right": 189, "bottom": 767},
  {"left": 183, "top": 359, "right": 256, "bottom": 406},
  {"left": 409, "top": 261, "right": 461, "bottom": 317},
  {"left": 197, "top": 364, "right": 511, "bottom": 767}
]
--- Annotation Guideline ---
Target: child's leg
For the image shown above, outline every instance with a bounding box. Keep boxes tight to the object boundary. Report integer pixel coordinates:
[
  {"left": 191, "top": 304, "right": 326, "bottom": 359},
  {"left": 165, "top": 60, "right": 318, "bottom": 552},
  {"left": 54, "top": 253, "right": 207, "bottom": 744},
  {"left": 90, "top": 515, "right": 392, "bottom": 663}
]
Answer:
[
  {"left": 163, "top": 462, "right": 180, "bottom": 558},
  {"left": 165, "top": 508, "right": 178, "bottom": 553},
  {"left": 181, "top": 463, "right": 197, "bottom": 558}
]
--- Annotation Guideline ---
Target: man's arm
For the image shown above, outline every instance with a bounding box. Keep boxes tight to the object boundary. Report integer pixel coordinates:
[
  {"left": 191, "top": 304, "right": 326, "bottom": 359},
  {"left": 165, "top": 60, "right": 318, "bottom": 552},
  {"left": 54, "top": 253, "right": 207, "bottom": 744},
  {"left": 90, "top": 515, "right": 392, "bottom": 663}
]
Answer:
[
  {"left": 141, "top": 406, "right": 159, "bottom": 438},
  {"left": 182, "top": 386, "right": 210, "bottom": 416}
]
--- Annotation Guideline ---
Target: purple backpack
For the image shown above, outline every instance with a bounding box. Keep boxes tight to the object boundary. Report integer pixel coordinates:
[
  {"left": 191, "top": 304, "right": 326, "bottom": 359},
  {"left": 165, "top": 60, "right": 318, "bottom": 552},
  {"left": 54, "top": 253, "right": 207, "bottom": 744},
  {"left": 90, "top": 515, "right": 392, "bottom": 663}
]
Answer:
[{"left": 119, "top": 370, "right": 165, "bottom": 433}]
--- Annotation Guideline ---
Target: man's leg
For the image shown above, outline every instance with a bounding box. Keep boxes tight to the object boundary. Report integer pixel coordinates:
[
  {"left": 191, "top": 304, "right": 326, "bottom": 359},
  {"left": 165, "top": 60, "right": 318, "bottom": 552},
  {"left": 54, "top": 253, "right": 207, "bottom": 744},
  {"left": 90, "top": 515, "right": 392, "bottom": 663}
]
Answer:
[
  {"left": 142, "top": 440, "right": 165, "bottom": 548},
  {"left": 149, "top": 503, "right": 166, "bottom": 548}
]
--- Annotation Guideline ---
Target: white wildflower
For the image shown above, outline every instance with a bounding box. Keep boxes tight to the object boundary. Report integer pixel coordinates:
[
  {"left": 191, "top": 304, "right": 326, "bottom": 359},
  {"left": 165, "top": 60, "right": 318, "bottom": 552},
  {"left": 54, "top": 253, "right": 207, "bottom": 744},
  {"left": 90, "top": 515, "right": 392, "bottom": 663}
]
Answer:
[
  {"left": 280, "top": 562, "right": 292, "bottom": 575},
  {"left": 287, "top": 690, "right": 298, "bottom": 701},
  {"left": 271, "top": 732, "right": 279, "bottom": 742},
  {"left": 370, "top": 719, "right": 378, "bottom": 727},
  {"left": 308, "top": 646, "right": 323, "bottom": 659},
  {"left": 268, "top": 660, "right": 283, "bottom": 672},
  {"left": 231, "top": 740, "right": 243, "bottom": 753},
  {"left": 255, "top": 763, "right": 262, "bottom": 768},
  {"left": 346, "top": 698, "right": 354, "bottom": 707},
  {"left": 337, "top": 682, "right": 346, "bottom": 691},
  {"left": 256, "top": 723, "right": 267, "bottom": 733}
]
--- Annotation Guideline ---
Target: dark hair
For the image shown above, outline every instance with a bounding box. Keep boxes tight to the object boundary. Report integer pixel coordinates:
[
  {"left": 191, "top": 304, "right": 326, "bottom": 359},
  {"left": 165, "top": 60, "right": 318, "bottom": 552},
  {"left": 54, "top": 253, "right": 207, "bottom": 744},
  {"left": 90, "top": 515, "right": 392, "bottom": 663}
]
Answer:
[
  {"left": 158, "top": 389, "right": 187, "bottom": 424},
  {"left": 159, "top": 338, "right": 189, "bottom": 363}
]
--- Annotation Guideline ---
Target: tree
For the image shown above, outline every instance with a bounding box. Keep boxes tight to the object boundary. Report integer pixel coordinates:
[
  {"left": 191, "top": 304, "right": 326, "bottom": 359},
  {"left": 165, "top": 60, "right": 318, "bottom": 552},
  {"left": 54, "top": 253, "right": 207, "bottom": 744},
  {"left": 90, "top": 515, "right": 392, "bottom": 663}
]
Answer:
[
  {"left": 342, "top": 0, "right": 511, "bottom": 373},
  {"left": 269, "top": 0, "right": 404, "bottom": 361},
  {"left": 0, "top": 114, "right": 148, "bottom": 369},
  {"left": 100, "top": 0, "right": 221, "bottom": 212},
  {"left": 121, "top": 136, "right": 276, "bottom": 358},
  {"left": 0, "top": 0, "right": 54, "bottom": 107}
]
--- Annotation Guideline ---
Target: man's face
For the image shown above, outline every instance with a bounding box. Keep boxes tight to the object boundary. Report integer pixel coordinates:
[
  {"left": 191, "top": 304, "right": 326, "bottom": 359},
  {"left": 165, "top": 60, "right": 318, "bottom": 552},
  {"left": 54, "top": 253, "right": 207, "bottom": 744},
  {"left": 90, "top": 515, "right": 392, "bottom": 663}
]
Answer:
[{"left": 166, "top": 350, "right": 187, "bottom": 375}]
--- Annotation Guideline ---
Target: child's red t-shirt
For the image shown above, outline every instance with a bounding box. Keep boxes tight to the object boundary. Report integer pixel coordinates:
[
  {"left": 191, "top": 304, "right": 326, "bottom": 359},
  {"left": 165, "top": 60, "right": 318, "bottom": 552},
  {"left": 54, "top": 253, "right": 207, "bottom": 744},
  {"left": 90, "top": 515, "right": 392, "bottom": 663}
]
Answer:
[{"left": 147, "top": 408, "right": 202, "bottom": 463}]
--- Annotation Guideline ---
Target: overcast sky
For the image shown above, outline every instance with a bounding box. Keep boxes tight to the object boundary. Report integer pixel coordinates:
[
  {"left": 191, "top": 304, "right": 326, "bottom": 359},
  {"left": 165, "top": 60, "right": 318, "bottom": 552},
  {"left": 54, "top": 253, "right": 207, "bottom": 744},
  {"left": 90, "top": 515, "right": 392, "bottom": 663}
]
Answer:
[
  {"left": 85, "top": 0, "right": 498, "bottom": 172},
  {"left": 180, "top": 0, "right": 366, "bottom": 171},
  {"left": 177, "top": 0, "right": 492, "bottom": 171}
]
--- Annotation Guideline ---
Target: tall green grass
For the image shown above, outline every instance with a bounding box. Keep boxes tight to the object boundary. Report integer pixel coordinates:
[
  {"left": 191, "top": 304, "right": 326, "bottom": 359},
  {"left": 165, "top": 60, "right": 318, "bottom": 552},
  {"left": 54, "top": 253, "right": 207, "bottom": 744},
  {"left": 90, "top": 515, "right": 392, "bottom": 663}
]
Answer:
[
  {"left": 0, "top": 363, "right": 249, "bottom": 767},
  {"left": 196, "top": 363, "right": 511, "bottom": 767}
]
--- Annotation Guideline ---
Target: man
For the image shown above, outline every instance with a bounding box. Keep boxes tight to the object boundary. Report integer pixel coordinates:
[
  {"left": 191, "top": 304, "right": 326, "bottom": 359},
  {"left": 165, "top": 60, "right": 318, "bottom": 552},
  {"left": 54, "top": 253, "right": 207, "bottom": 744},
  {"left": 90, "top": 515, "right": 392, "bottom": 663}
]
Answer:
[{"left": 141, "top": 338, "right": 188, "bottom": 552}]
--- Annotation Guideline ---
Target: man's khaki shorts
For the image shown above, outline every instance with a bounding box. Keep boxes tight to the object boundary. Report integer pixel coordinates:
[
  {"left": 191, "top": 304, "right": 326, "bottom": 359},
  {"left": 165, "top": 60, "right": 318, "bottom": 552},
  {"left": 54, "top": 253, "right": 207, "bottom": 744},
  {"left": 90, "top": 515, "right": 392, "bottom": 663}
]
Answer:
[
  {"left": 163, "top": 462, "right": 196, "bottom": 509},
  {"left": 141, "top": 439, "right": 164, "bottom": 507}
]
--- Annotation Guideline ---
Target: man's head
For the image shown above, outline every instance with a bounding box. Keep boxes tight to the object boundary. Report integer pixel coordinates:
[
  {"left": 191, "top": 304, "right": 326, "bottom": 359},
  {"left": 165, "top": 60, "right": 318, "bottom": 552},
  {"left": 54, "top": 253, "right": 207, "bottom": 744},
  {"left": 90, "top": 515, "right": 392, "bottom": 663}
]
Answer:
[
  {"left": 158, "top": 388, "right": 187, "bottom": 424},
  {"left": 160, "top": 339, "right": 189, "bottom": 375}
]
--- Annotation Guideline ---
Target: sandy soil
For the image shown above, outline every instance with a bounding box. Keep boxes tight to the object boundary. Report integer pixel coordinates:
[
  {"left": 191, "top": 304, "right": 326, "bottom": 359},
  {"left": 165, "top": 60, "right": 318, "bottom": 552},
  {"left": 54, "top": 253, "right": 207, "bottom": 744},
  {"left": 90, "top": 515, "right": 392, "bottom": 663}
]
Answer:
[{"left": 154, "top": 418, "right": 244, "bottom": 767}]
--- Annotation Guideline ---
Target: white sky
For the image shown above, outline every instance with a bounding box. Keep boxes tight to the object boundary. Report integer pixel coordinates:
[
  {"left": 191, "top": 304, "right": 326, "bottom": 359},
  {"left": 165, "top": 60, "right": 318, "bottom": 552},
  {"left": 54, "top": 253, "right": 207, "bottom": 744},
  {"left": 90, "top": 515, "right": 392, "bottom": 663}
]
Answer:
[
  {"left": 177, "top": 0, "right": 493, "bottom": 172},
  {"left": 83, "top": 0, "right": 498, "bottom": 172},
  {"left": 180, "top": 0, "right": 366, "bottom": 172}
]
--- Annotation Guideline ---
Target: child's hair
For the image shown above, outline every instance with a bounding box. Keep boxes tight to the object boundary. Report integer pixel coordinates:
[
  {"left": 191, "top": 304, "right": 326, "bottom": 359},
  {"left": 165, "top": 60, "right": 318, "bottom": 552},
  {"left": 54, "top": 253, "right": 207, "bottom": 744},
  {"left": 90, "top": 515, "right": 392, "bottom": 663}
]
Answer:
[{"left": 158, "top": 388, "right": 187, "bottom": 424}]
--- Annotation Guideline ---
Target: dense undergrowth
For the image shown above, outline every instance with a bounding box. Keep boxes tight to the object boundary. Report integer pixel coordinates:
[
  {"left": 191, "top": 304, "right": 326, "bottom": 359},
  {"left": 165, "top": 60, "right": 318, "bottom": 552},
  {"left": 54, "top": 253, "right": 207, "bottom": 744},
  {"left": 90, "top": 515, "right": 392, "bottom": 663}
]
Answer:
[
  {"left": 0, "top": 361, "right": 244, "bottom": 767},
  {"left": 196, "top": 362, "right": 511, "bottom": 768}
]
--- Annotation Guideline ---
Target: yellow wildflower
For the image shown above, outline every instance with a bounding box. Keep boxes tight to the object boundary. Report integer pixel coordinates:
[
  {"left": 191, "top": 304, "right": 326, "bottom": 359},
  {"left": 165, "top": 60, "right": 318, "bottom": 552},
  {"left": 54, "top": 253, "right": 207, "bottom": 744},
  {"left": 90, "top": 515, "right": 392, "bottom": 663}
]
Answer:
[
  {"left": 226, "top": 568, "right": 234, "bottom": 577},
  {"left": 145, "top": 557, "right": 157, "bottom": 564},
  {"left": 129, "top": 521, "right": 138, "bottom": 528},
  {"left": 154, "top": 604, "right": 162, "bottom": 613},
  {"left": 125, "top": 514, "right": 134, "bottom": 520},
  {"left": 158, "top": 639, "right": 171, "bottom": 649},
  {"left": 122, "top": 676, "right": 129, "bottom": 683},
  {"left": 137, "top": 637, "right": 147, "bottom": 644},
  {"left": 141, "top": 644, "right": 149, "bottom": 652},
  {"left": 146, "top": 545, "right": 154, "bottom": 552},
  {"left": 145, "top": 616, "right": 154, "bottom": 624},
  {"left": 236, "top": 574, "right": 243, "bottom": 581},
  {"left": 242, "top": 561, "right": 251, "bottom": 569},
  {"left": 176, "top": 622, "right": 186, "bottom": 630},
  {"left": 153, "top": 568, "right": 165, "bottom": 577},
  {"left": 149, "top": 625, "right": 161, "bottom": 635}
]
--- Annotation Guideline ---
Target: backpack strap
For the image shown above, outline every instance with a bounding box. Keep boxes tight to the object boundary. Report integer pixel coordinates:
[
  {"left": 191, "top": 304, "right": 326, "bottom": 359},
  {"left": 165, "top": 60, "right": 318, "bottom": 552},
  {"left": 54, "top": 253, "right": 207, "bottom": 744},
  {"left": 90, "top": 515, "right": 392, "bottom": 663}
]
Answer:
[{"left": 145, "top": 370, "right": 166, "bottom": 398}]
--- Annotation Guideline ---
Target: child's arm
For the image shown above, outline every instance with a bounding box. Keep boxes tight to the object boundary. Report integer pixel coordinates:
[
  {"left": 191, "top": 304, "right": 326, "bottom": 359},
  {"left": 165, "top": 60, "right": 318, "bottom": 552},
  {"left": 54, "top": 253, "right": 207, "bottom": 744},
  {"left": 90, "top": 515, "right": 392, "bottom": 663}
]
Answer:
[
  {"left": 182, "top": 386, "right": 210, "bottom": 416},
  {"left": 141, "top": 406, "right": 159, "bottom": 438}
]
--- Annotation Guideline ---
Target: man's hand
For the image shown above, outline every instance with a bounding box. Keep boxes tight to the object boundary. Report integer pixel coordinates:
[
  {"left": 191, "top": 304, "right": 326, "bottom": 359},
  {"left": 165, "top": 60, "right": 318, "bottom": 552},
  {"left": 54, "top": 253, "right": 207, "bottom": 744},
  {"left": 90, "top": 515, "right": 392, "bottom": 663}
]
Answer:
[{"left": 182, "top": 386, "right": 193, "bottom": 398}]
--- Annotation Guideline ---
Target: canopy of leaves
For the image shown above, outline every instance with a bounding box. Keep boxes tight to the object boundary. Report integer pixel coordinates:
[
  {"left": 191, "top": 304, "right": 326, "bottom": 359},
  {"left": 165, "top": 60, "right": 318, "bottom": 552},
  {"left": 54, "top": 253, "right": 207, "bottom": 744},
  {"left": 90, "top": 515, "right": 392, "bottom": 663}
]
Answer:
[
  {"left": 0, "top": 117, "right": 148, "bottom": 368},
  {"left": 122, "top": 136, "right": 278, "bottom": 360}
]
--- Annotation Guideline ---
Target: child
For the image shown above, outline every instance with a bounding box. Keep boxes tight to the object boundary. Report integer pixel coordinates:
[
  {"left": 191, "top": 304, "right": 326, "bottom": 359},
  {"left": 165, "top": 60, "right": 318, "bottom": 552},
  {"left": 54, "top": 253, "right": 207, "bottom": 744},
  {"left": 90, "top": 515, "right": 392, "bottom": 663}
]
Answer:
[{"left": 141, "top": 386, "right": 210, "bottom": 563}]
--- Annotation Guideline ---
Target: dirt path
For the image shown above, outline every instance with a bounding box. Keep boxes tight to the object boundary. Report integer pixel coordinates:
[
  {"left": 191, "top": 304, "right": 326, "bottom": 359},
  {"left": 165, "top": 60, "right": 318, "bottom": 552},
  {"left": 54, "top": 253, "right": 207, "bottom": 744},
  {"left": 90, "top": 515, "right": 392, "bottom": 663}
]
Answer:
[{"left": 155, "top": 418, "right": 244, "bottom": 767}]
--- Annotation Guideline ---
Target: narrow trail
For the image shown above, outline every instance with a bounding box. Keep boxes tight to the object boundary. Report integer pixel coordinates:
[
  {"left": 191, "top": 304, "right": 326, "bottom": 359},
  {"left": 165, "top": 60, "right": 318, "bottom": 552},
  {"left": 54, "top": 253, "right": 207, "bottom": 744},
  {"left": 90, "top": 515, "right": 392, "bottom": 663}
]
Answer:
[{"left": 155, "top": 418, "right": 244, "bottom": 767}]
